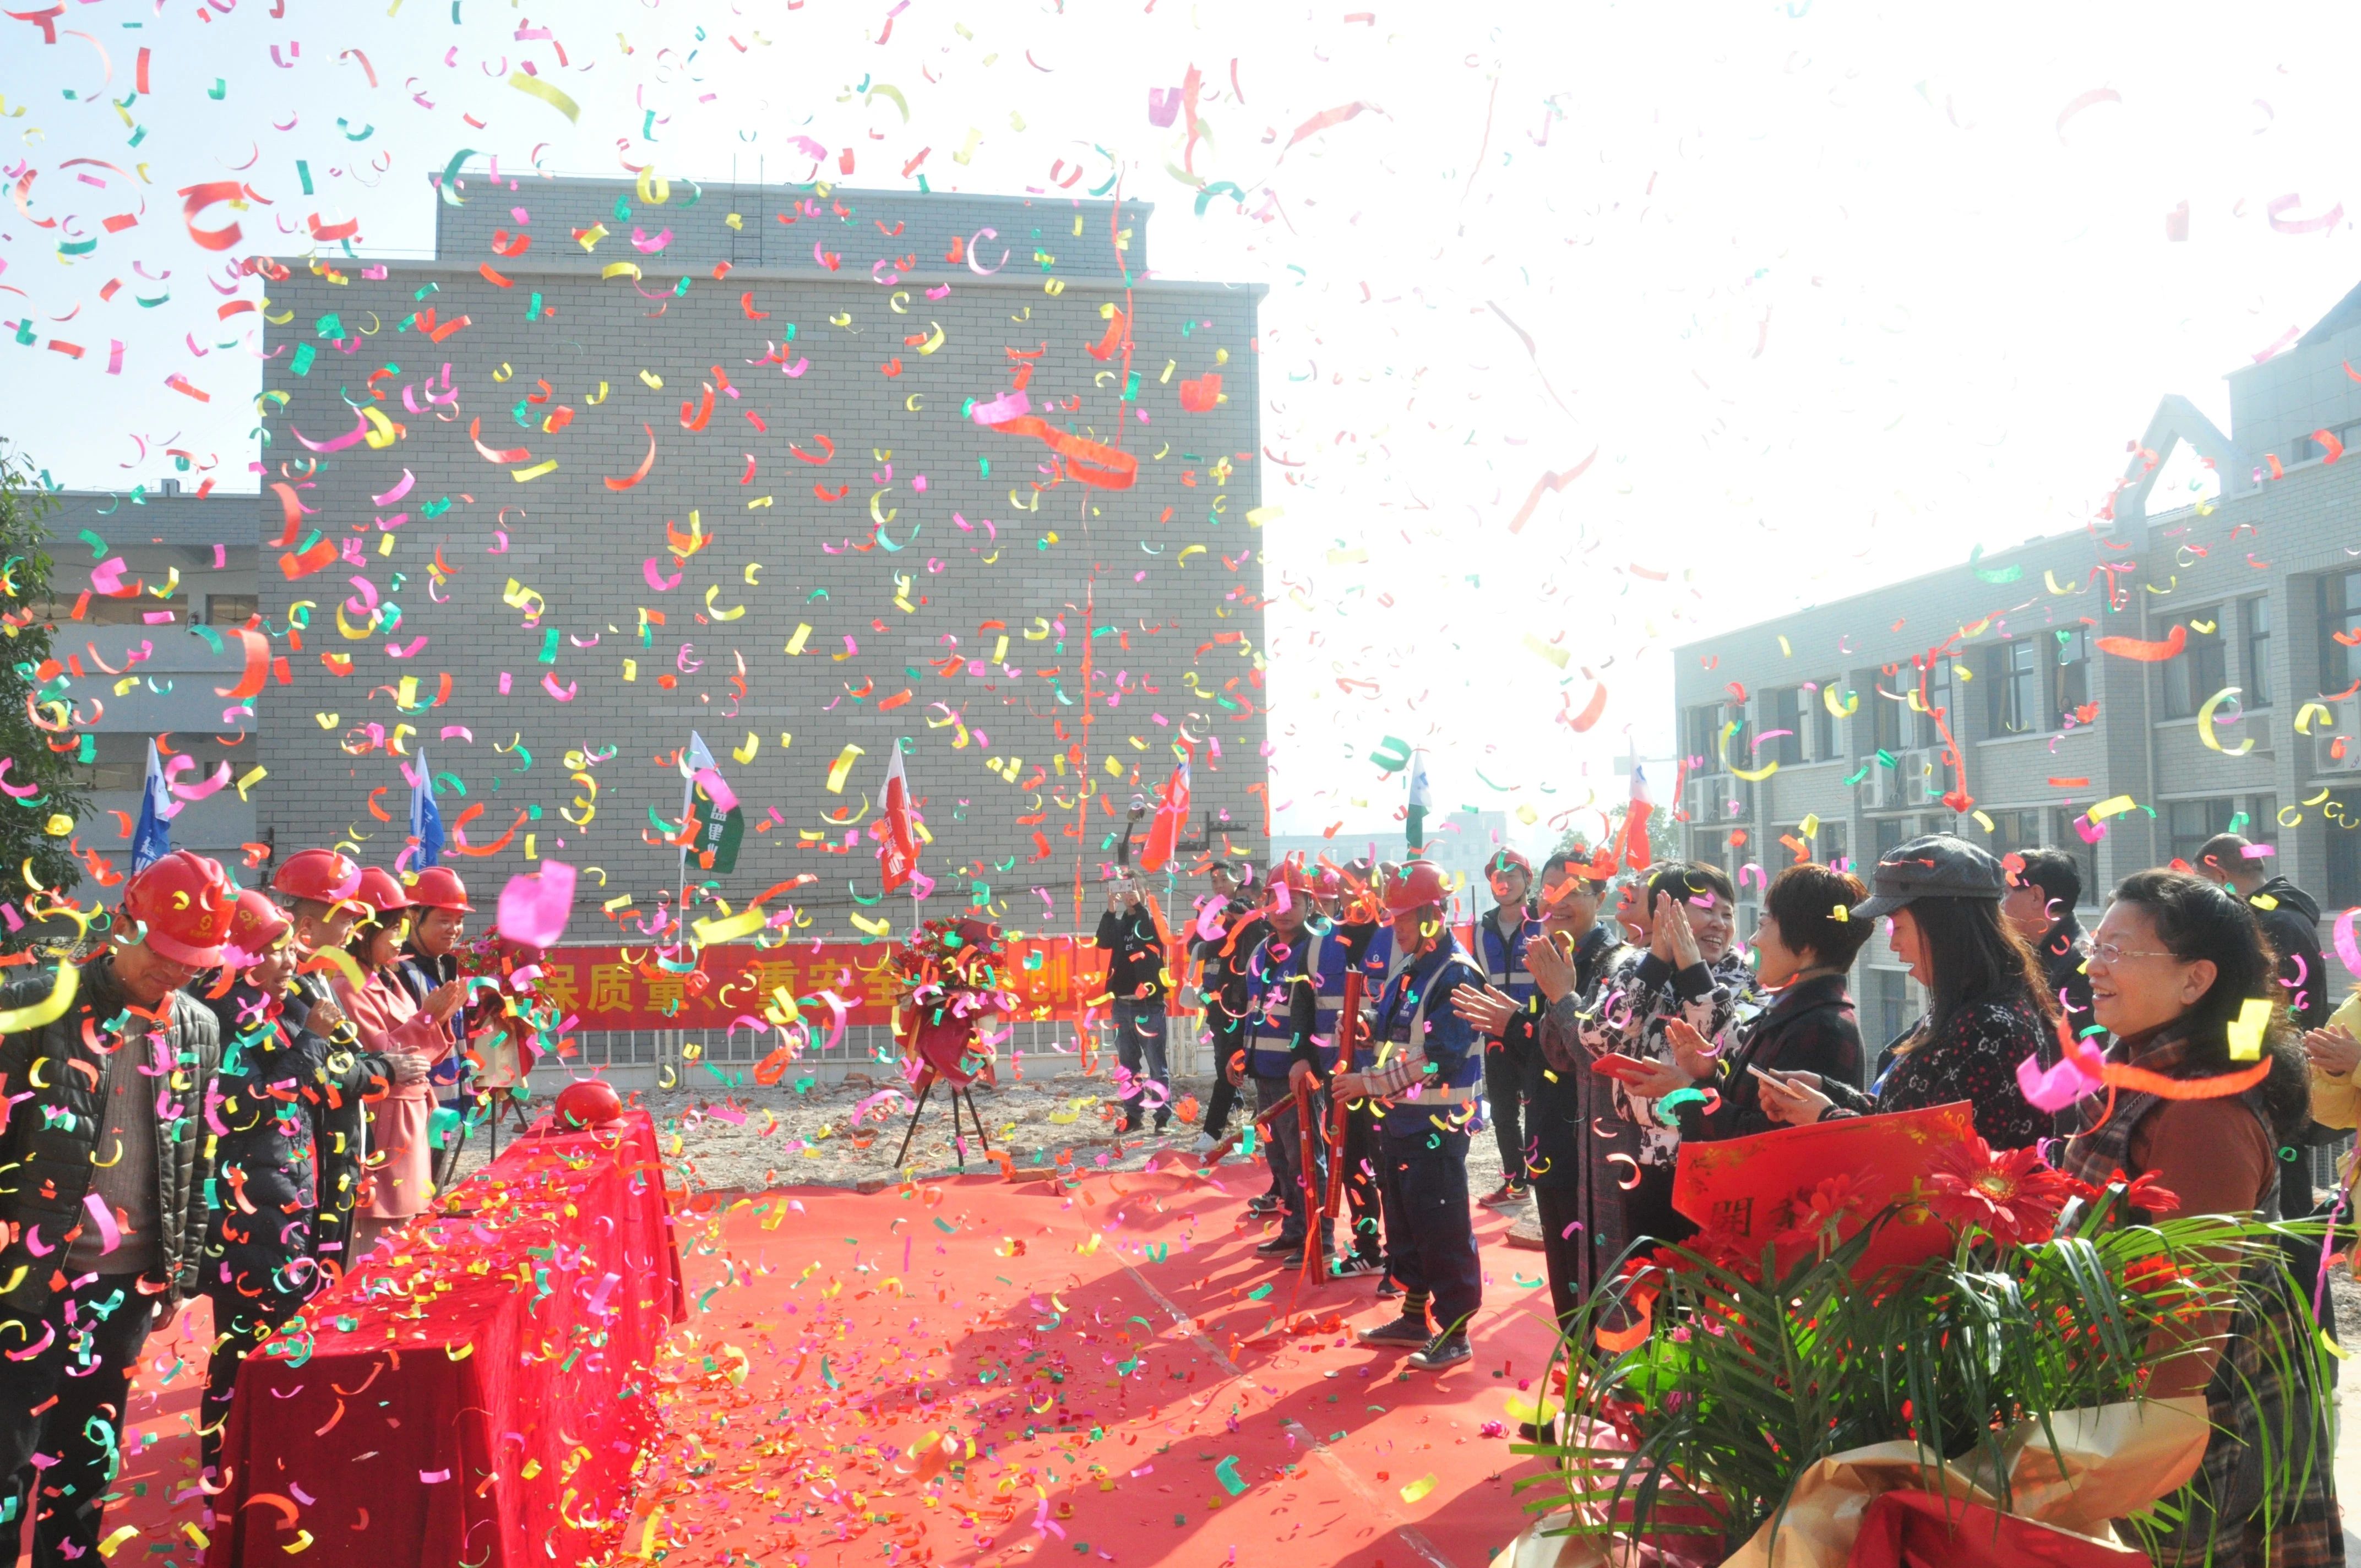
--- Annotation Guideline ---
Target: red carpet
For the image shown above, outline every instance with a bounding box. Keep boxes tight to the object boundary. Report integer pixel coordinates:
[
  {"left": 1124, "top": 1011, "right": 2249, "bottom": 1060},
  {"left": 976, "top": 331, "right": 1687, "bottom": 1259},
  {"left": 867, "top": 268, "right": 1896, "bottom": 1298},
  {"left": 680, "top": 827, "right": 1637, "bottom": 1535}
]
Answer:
[
  {"left": 45, "top": 1157, "right": 1569, "bottom": 1568},
  {"left": 626, "top": 1155, "right": 1568, "bottom": 1567}
]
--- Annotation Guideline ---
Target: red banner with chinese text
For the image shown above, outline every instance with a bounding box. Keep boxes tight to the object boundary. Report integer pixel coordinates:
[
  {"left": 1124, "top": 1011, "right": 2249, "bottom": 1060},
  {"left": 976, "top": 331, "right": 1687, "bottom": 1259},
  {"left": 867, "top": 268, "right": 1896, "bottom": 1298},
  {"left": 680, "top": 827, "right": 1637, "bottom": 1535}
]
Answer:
[{"left": 540, "top": 938, "right": 1192, "bottom": 1035}]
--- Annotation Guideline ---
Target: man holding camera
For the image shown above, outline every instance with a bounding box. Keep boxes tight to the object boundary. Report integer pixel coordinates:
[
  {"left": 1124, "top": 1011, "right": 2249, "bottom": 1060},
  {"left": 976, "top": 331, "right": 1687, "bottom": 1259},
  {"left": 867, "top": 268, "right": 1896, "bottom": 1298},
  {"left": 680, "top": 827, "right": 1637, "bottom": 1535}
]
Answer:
[{"left": 1096, "top": 872, "right": 1173, "bottom": 1134}]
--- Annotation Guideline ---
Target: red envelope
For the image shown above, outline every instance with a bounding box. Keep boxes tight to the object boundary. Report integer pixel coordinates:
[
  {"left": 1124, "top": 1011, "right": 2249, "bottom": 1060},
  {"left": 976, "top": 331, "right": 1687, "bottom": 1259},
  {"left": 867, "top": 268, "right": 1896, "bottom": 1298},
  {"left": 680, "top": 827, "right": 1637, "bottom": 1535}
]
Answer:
[{"left": 1671, "top": 1101, "right": 1976, "bottom": 1281}]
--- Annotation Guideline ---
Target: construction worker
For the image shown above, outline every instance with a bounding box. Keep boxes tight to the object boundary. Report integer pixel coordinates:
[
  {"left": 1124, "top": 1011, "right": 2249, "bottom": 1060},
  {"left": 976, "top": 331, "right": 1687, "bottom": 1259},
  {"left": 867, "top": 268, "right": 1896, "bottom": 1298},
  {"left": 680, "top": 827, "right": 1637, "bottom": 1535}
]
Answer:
[
  {"left": 1190, "top": 859, "right": 1265, "bottom": 1152},
  {"left": 195, "top": 889, "right": 378, "bottom": 1478},
  {"left": 0, "top": 852, "right": 230, "bottom": 1564},
  {"left": 1475, "top": 850, "right": 1541, "bottom": 1206},
  {"left": 1336, "top": 859, "right": 1486, "bottom": 1371},
  {"left": 394, "top": 867, "right": 477, "bottom": 1188},
  {"left": 1241, "top": 861, "right": 1332, "bottom": 1270},
  {"left": 269, "top": 848, "right": 385, "bottom": 1273},
  {"left": 1315, "top": 863, "right": 1392, "bottom": 1281}
]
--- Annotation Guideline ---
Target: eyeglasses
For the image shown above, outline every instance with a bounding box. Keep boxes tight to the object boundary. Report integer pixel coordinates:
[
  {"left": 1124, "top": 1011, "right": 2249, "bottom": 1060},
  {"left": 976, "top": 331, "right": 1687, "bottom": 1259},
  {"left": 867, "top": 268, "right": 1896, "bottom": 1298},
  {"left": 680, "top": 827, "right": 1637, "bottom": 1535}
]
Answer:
[{"left": 2087, "top": 941, "right": 2180, "bottom": 965}]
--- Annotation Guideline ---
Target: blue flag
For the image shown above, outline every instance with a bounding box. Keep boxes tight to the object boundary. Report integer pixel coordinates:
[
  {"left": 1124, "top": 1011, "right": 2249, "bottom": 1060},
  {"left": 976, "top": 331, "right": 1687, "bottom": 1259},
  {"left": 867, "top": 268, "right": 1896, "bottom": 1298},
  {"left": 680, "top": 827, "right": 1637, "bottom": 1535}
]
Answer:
[
  {"left": 410, "top": 747, "right": 445, "bottom": 868},
  {"left": 129, "top": 739, "right": 171, "bottom": 874}
]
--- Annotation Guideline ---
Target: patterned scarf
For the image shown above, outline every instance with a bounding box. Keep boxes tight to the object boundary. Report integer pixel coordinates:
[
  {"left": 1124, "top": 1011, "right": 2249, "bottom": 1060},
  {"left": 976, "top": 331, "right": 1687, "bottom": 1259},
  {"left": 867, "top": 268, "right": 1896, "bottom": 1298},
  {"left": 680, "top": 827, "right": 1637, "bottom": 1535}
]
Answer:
[{"left": 2057, "top": 1020, "right": 2271, "bottom": 1208}]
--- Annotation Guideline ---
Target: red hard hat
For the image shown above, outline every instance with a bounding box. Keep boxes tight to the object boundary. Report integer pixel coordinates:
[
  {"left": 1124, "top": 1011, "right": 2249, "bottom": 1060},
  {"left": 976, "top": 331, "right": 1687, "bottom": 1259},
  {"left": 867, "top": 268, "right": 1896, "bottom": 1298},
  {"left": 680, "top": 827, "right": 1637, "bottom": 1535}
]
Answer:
[
  {"left": 225, "top": 888, "right": 292, "bottom": 959},
  {"left": 1313, "top": 866, "right": 1343, "bottom": 898},
  {"left": 1488, "top": 849, "right": 1534, "bottom": 879},
  {"left": 406, "top": 865, "right": 474, "bottom": 912},
  {"left": 1383, "top": 859, "right": 1451, "bottom": 917},
  {"left": 554, "top": 1078, "right": 624, "bottom": 1130},
  {"left": 1269, "top": 856, "right": 1316, "bottom": 895},
  {"left": 352, "top": 866, "right": 412, "bottom": 915},
  {"left": 271, "top": 847, "right": 361, "bottom": 905},
  {"left": 119, "top": 851, "right": 234, "bottom": 967}
]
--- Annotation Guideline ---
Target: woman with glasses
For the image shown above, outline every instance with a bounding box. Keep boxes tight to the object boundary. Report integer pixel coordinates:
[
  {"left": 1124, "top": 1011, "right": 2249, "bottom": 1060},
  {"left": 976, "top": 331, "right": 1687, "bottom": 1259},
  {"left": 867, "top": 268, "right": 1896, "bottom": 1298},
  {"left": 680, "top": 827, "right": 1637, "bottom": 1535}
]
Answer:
[
  {"left": 1758, "top": 835, "right": 2051, "bottom": 1150},
  {"left": 2061, "top": 870, "right": 2334, "bottom": 1566}
]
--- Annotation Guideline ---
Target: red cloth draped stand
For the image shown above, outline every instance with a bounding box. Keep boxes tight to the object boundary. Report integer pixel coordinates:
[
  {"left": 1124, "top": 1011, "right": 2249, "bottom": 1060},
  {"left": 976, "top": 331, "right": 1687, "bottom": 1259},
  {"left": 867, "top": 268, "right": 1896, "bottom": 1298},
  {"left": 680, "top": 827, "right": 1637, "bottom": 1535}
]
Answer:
[{"left": 207, "top": 1109, "right": 684, "bottom": 1567}]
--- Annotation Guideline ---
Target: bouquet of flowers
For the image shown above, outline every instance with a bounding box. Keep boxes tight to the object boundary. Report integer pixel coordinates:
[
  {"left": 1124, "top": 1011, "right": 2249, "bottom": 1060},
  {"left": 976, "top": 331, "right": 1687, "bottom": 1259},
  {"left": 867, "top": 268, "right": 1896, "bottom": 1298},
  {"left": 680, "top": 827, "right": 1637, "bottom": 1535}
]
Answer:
[
  {"left": 887, "top": 916, "right": 1020, "bottom": 1088},
  {"left": 1504, "top": 1117, "right": 2336, "bottom": 1567}
]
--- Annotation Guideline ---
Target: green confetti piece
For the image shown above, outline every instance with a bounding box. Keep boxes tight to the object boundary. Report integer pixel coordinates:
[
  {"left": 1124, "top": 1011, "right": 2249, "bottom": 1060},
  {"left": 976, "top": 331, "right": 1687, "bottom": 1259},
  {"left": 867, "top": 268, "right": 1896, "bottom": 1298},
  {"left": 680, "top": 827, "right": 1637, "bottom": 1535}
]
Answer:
[
  {"left": 1214, "top": 1456, "right": 1247, "bottom": 1496},
  {"left": 934, "top": 1217, "right": 956, "bottom": 1233},
  {"left": 1245, "top": 1283, "right": 1273, "bottom": 1302},
  {"left": 820, "top": 1356, "right": 841, "bottom": 1389}
]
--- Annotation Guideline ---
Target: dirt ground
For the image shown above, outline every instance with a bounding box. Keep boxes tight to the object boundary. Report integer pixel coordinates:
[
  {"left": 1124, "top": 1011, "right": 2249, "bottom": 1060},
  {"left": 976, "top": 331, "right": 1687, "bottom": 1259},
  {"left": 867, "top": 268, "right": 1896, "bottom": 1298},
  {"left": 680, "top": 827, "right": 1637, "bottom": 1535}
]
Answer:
[{"left": 445, "top": 1063, "right": 1516, "bottom": 1201}]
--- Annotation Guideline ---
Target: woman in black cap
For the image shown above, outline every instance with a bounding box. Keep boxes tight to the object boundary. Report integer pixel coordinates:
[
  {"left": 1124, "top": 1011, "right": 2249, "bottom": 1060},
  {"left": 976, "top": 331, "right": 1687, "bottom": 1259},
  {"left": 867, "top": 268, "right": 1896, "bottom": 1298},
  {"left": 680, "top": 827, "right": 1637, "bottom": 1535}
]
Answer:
[{"left": 1757, "top": 834, "right": 2052, "bottom": 1150}]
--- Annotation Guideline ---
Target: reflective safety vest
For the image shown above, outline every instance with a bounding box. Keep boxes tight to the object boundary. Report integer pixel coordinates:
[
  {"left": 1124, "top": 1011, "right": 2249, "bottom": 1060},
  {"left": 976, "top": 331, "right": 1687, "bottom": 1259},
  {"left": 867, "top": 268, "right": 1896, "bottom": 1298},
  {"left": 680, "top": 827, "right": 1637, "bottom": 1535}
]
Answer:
[{"left": 1242, "top": 928, "right": 1315, "bottom": 1079}]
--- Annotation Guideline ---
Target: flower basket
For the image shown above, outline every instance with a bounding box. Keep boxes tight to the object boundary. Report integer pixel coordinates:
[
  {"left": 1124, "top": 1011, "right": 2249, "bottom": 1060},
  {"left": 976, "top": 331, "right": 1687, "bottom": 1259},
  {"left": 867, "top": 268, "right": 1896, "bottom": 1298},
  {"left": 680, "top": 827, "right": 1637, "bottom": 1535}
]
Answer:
[
  {"left": 885, "top": 916, "right": 1019, "bottom": 1091},
  {"left": 1502, "top": 1115, "right": 2336, "bottom": 1567}
]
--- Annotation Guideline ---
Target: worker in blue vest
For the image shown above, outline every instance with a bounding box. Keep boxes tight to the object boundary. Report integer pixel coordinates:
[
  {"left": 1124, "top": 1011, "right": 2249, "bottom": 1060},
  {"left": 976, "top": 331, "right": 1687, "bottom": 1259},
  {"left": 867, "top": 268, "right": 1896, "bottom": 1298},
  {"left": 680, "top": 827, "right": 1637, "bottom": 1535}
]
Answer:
[
  {"left": 1241, "top": 860, "right": 1334, "bottom": 1269},
  {"left": 1336, "top": 859, "right": 1486, "bottom": 1371},
  {"left": 1309, "top": 863, "right": 1393, "bottom": 1281},
  {"left": 1474, "top": 850, "right": 1542, "bottom": 1207}
]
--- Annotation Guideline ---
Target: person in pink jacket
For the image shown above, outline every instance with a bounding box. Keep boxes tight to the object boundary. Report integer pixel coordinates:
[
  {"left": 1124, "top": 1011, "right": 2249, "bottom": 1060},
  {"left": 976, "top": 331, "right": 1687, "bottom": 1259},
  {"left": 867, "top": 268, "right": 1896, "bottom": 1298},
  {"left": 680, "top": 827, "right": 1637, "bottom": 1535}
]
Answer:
[{"left": 331, "top": 868, "right": 466, "bottom": 1259}]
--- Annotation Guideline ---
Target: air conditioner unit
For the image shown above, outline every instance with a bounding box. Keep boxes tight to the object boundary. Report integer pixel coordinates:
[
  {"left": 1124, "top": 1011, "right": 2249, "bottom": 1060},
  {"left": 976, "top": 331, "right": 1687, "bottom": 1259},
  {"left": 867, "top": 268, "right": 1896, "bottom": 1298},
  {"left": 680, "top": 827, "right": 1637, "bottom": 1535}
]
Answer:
[
  {"left": 1900, "top": 749, "right": 1940, "bottom": 805},
  {"left": 1869, "top": 765, "right": 1906, "bottom": 811}
]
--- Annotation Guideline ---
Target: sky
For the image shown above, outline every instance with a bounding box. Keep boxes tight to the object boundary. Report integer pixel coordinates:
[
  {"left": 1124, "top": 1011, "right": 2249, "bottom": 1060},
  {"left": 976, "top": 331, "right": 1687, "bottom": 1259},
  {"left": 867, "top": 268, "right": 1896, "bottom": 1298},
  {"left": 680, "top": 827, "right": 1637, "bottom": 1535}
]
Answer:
[{"left": 5, "top": 0, "right": 2361, "bottom": 858}]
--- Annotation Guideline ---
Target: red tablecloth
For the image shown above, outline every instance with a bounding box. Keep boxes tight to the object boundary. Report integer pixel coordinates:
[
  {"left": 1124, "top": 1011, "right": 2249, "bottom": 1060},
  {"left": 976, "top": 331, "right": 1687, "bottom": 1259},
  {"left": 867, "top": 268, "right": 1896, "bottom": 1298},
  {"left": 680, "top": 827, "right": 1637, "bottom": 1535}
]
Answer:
[{"left": 208, "top": 1109, "right": 684, "bottom": 1567}]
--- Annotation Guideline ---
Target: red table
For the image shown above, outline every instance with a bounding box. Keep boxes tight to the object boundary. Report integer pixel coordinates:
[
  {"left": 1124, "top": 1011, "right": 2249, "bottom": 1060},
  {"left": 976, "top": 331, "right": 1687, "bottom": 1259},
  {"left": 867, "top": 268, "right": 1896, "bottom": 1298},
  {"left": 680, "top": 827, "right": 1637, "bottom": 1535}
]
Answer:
[{"left": 207, "top": 1109, "right": 685, "bottom": 1567}]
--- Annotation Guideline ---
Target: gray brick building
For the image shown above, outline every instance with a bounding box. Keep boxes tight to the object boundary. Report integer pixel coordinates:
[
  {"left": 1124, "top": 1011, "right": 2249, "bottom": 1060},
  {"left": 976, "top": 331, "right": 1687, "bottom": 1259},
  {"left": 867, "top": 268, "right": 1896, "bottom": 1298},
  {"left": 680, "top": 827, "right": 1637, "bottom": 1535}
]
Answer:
[
  {"left": 1675, "top": 281, "right": 2361, "bottom": 1045},
  {"left": 253, "top": 173, "right": 1268, "bottom": 955}
]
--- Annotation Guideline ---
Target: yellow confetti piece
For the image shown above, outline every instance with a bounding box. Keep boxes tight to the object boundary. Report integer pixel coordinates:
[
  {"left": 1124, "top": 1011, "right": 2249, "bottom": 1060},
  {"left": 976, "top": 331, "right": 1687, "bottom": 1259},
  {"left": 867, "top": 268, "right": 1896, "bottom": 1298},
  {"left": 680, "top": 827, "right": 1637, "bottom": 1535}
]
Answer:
[
  {"left": 236, "top": 765, "right": 268, "bottom": 801},
  {"left": 97, "top": 1526, "right": 138, "bottom": 1560},
  {"left": 1521, "top": 634, "right": 1570, "bottom": 670},
  {"left": 2086, "top": 794, "right": 2138, "bottom": 823},
  {"left": 825, "top": 743, "right": 864, "bottom": 793},
  {"left": 2197, "top": 686, "right": 2255, "bottom": 756},
  {"left": 282, "top": 1528, "right": 314, "bottom": 1554},
  {"left": 181, "top": 1523, "right": 211, "bottom": 1550},
  {"left": 694, "top": 908, "right": 768, "bottom": 945},
  {"left": 508, "top": 70, "right": 580, "bottom": 123},
  {"left": 2227, "top": 997, "right": 2273, "bottom": 1061},
  {"left": 0, "top": 962, "right": 76, "bottom": 1033},
  {"left": 602, "top": 262, "right": 645, "bottom": 282},
  {"left": 1798, "top": 813, "right": 1820, "bottom": 839},
  {"left": 850, "top": 912, "right": 893, "bottom": 938},
  {"left": 445, "top": 1341, "right": 475, "bottom": 1360},
  {"left": 1400, "top": 1472, "right": 1438, "bottom": 1504},
  {"left": 511, "top": 459, "right": 559, "bottom": 482}
]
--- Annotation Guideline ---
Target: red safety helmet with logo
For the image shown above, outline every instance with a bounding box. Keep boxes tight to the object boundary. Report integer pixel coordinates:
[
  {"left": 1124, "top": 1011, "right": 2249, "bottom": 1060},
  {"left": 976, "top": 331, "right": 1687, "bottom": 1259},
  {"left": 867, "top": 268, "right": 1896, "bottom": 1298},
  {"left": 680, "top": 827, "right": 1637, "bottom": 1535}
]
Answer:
[
  {"left": 1268, "top": 856, "right": 1317, "bottom": 895},
  {"left": 406, "top": 865, "right": 474, "bottom": 912},
  {"left": 351, "top": 867, "right": 412, "bottom": 915},
  {"left": 224, "top": 887, "right": 292, "bottom": 960},
  {"left": 271, "top": 847, "right": 361, "bottom": 906},
  {"left": 1383, "top": 858, "right": 1452, "bottom": 917},
  {"left": 1312, "top": 865, "right": 1344, "bottom": 900},
  {"left": 119, "top": 851, "right": 235, "bottom": 967}
]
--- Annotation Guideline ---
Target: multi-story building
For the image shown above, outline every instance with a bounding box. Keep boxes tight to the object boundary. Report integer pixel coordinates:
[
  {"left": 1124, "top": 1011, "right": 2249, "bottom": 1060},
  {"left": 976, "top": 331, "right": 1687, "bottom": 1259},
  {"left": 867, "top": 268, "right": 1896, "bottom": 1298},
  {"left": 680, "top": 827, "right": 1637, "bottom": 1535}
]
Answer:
[
  {"left": 1675, "top": 281, "right": 2361, "bottom": 1046},
  {"left": 28, "top": 482, "right": 257, "bottom": 897}
]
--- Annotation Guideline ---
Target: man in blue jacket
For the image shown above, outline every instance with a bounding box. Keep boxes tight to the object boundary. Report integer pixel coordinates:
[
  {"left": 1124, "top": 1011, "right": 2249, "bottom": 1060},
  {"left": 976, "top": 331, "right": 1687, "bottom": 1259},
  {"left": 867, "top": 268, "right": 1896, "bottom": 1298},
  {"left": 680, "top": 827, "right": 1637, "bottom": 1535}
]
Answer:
[{"left": 1334, "top": 859, "right": 1486, "bottom": 1371}]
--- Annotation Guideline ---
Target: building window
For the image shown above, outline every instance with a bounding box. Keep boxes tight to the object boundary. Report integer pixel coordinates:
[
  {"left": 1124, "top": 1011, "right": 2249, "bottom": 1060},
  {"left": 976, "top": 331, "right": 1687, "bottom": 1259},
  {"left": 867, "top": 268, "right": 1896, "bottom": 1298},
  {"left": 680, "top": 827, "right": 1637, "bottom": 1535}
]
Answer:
[
  {"left": 2166, "top": 797, "right": 2235, "bottom": 867},
  {"left": 2319, "top": 571, "right": 2361, "bottom": 694},
  {"left": 1820, "top": 818, "right": 1849, "bottom": 873},
  {"left": 2160, "top": 609, "right": 2226, "bottom": 718},
  {"left": 1690, "top": 829, "right": 1728, "bottom": 881},
  {"left": 1684, "top": 704, "right": 1727, "bottom": 775},
  {"left": 2053, "top": 628, "right": 2091, "bottom": 723},
  {"left": 205, "top": 593, "right": 260, "bottom": 626},
  {"left": 1766, "top": 687, "right": 1803, "bottom": 766},
  {"left": 2330, "top": 824, "right": 2361, "bottom": 910},
  {"left": 1914, "top": 660, "right": 1955, "bottom": 751},
  {"left": 1809, "top": 679, "right": 1841, "bottom": 762},
  {"left": 1868, "top": 968, "right": 1911, "bottom": 1058},
  {"left": 2048, "top": 810, "right": 2100, "bottom": 905},
  {"left": 1988, "top": 642, "right": 2041, "bottom": 736},
  {"left": 1873, "top": 815, "right": 1906, "bottom": 862},
  {"left": 1982, "top": 808, "right": 2043, "bottom": 862},
  {"left": 2241, "top": 597, "right": 2272, "bottom": 707},
  {"left": 1873, "top": 688, "right": 1906, "bottom": 755}
]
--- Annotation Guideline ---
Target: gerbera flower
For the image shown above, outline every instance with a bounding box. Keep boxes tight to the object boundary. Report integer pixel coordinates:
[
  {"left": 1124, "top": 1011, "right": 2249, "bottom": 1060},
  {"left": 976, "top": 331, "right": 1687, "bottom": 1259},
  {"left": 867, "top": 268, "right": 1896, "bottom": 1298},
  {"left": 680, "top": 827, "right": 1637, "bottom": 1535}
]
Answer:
[
  {"left": 1772, "top": 1173, "right": 1867, "bottom": 1256},
  {"left": 1925, "top": 1137, "right": 2079, "bottom": 1246}
]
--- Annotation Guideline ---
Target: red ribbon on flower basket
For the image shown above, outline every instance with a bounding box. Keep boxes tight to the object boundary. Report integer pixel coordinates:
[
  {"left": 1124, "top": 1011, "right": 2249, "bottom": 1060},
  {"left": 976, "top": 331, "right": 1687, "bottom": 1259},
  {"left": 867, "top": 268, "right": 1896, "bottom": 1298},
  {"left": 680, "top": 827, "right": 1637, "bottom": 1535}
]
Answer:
[{"left": 887, "top": 916, "right": 1020, "bottom": 1090}]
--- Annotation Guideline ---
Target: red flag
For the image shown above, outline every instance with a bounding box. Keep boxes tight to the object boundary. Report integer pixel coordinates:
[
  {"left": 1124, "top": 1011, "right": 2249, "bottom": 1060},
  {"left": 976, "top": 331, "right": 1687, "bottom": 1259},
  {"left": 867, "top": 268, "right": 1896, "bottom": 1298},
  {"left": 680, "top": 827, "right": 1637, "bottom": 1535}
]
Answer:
[
  {"left": 1138, "top": 759, "right": 1190, "bottom": 873},
  {"left": 878, "top": 745, "right": 918, "bottom": 892}
]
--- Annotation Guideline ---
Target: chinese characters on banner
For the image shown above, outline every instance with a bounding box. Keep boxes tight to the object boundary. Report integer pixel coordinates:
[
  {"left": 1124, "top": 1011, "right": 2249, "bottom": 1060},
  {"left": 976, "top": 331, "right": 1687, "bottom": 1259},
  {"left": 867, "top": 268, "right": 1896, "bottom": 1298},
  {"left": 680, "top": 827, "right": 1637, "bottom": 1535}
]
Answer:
[{"left": 537, "top": 938, "right": 1193, "bottom": 1035}]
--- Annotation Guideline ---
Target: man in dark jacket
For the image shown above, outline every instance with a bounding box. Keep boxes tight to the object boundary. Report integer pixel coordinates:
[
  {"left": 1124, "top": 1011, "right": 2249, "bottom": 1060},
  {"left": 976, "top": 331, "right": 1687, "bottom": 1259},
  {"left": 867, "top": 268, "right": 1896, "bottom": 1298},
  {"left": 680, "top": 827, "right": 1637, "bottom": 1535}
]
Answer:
[
  {"left": 1096, "top": 874, "right": 1172, "bottom": 1133},
  {"left": 0, "top": 852, "right": 229, "bottom": 1565},
  {"left": 1188, "top": 859, "right": 1264, "bottom": 1150},
  {"left": 2196, "top": 833, "right": 2332, "bottom": 1030},
  {"left": 195, "top": 890, "right": 388, "bottom": 1478},
  {"left": 2001, "top": 847, "right": 2097, "bottom": 1059}
]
